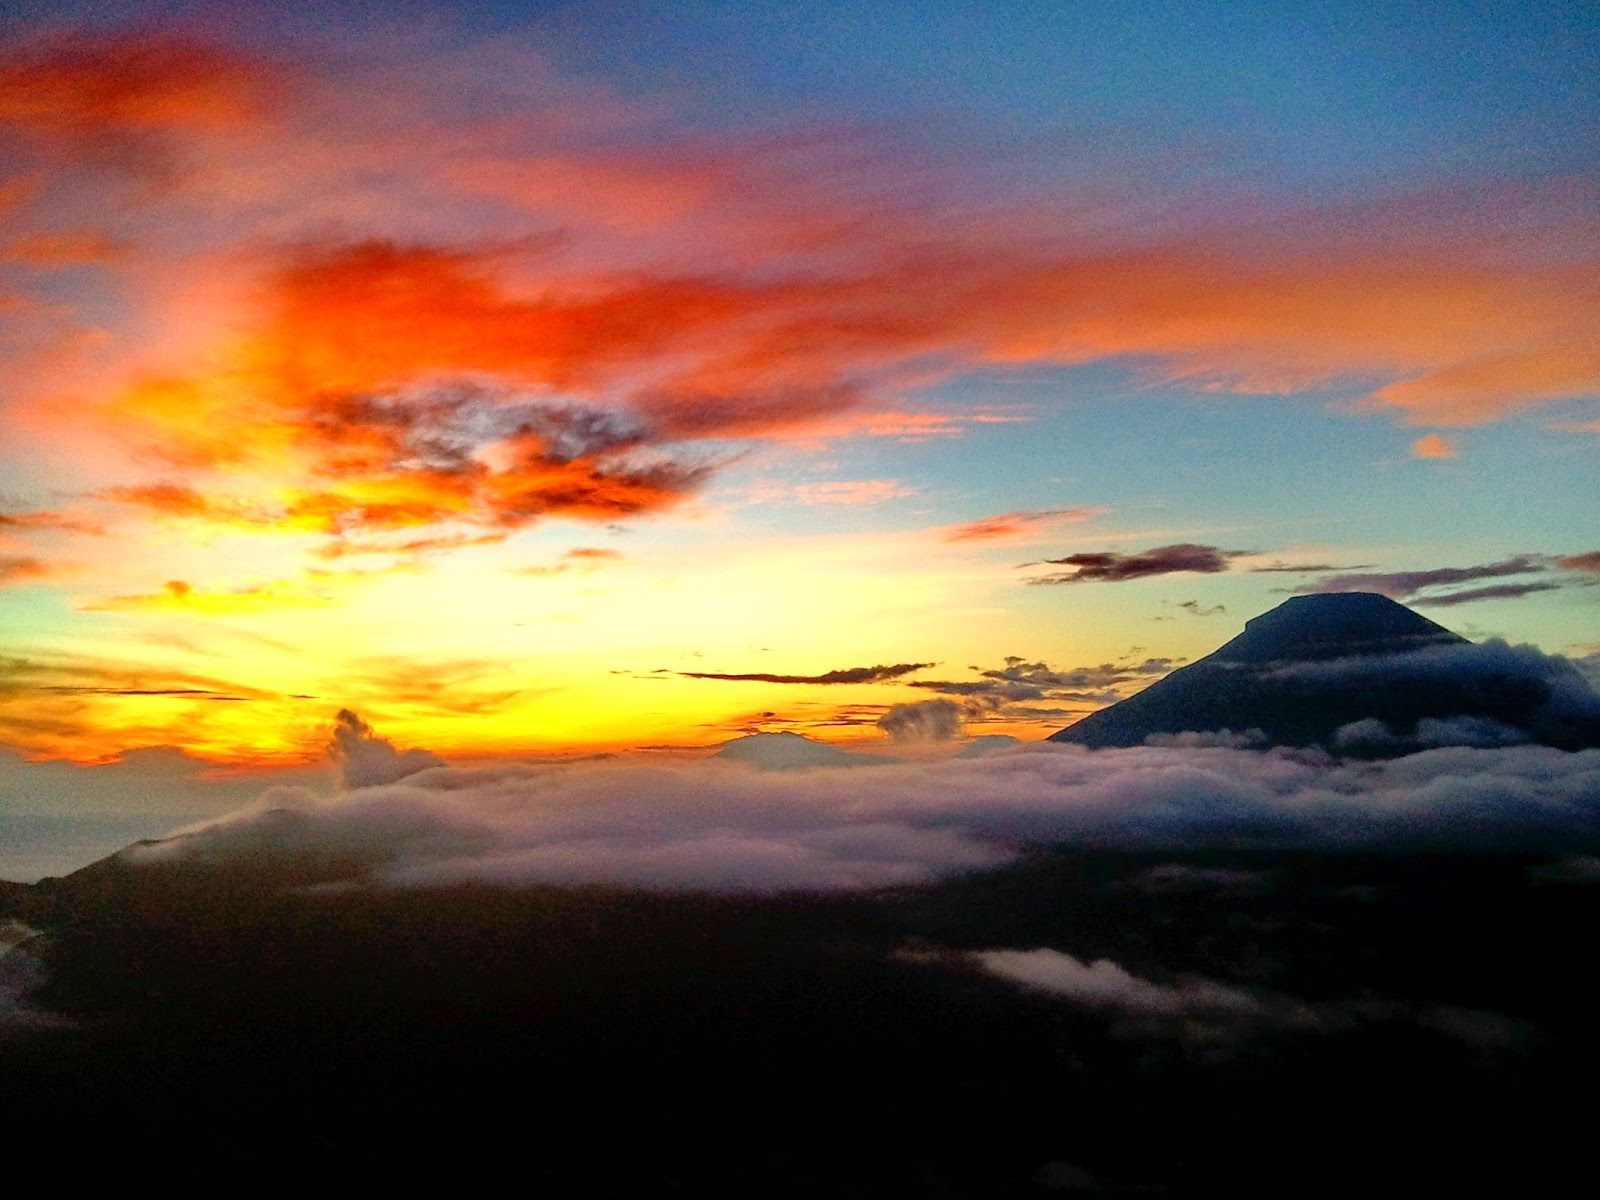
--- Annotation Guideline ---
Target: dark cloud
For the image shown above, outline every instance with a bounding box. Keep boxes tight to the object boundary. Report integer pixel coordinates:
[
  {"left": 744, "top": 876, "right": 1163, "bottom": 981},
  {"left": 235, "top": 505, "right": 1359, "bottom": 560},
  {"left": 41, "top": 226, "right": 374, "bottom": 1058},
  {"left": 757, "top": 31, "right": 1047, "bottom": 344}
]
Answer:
[
  {"left": 102, "top": 389, "right": 713, "bottom": 545},
  {"left": 912, "top": 656, "right": 1175, "bottom": 704},
  {"left": 1178, "top": 600, "right": 1226, "bottom": 616},
  {"left": 1296, "top": 555, "right": 1548, "bottom": 601},
  {"left": 1414, "top": 581, "right": 1566, "bottom": 607},
  {"left": 877, "top": 698, "right": 964, "bottom": 742},
  {"left": 1247, "top": 562, "right": 1374, "bottom": 573},
  {"left": 1030, "top": 544, "right": 1249, "bottom": 585},
  {"left": 680, "top": 663, "right": 933, "bottom": 685},
  {"left": 1558, "top": 551, "right": 1600, "bottom": 574}
]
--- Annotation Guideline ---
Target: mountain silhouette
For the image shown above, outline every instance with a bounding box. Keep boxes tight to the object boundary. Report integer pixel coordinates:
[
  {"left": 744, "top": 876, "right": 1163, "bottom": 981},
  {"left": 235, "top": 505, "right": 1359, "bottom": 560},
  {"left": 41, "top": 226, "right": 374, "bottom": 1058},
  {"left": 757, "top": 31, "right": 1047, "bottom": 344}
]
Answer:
[
  {"left": 713, "top": 731, "right": 892, "bottom": 769},
  {"left": 1050, "top": 592, "right": 1600, "bottom": 752}
]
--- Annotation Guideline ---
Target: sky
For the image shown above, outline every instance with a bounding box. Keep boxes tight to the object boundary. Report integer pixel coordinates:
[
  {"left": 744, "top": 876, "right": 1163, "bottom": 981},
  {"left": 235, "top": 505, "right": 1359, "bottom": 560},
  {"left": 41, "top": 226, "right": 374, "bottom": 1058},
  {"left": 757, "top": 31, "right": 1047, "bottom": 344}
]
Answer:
[{"left": 1, "top": 0, "right": 1597, "bottom": 792}]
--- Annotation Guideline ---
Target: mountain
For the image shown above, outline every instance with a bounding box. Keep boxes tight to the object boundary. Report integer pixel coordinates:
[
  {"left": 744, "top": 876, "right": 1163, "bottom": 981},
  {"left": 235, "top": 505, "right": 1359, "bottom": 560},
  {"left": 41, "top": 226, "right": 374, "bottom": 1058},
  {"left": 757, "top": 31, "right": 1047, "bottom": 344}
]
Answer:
[
  {"left": 956, "top": 734, "right": 1023, "bottom": 758},
  {"left": 713, "top": 731, "right": 893, "bottom": 769},
  {"left": 1050, "top": 592, "right": 1600, "bottom": 752}
]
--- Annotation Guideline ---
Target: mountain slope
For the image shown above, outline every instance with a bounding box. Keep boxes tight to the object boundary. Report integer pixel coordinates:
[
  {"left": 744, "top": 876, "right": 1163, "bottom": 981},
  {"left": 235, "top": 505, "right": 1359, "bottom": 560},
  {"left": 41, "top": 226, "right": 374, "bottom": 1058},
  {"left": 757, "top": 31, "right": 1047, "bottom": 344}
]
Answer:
[{"left": 1050, "top": 592, "right": 1600, "bottom": 752}]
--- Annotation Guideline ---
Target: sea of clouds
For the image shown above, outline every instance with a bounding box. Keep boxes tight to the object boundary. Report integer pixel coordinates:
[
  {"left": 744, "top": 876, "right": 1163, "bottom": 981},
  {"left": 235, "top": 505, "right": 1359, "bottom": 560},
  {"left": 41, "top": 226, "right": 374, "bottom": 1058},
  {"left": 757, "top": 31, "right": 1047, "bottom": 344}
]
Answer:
[{"left": 129, "top": 711, "right": 1600, "bottom": 893}]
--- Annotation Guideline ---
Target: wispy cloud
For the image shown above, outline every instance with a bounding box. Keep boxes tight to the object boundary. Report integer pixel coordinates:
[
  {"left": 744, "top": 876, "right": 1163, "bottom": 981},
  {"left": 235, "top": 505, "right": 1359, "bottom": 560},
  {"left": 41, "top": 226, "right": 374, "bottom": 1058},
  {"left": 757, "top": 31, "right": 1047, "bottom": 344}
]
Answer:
[
  {"left": 82, "top": 577, "right": 335, "bottom": 614},
  {"left": 0, "top": 30, "right": 274, "bottom": 146},
  {"left": 743, "top": 479, "right": 916, "bottom": 506},
  {"left": 942, "top": 507, "right": 1108, "bottom": 543},
  {"left": 0, "top": 556, "right": 53, "bottom": 587},
  {"left": 680, "top": 662, "right": 933, "bottom": 685},
  {"left": 1295, "top": 555, "right": 1548, "bottom": 600},
  {"left": 1413, "top": 582, "right": 1566, "bottom": 607},
  {"left": 1029, "top": 544, "right": 1249, "bottom": 585},
  {"left": 1292, "top": 554, "right": 1599, "bottom": 607},
  {"left": 1410, "top": 433, "right": 1458, "bottom": 460}
]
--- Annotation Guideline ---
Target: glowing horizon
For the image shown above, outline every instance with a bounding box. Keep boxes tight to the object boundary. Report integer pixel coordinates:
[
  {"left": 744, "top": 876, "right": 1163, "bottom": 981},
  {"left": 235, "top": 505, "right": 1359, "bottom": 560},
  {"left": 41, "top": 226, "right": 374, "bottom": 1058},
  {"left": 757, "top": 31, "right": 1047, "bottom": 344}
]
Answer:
[{"left": 1, "top": 3, "right": 1597, "bottom": 765}]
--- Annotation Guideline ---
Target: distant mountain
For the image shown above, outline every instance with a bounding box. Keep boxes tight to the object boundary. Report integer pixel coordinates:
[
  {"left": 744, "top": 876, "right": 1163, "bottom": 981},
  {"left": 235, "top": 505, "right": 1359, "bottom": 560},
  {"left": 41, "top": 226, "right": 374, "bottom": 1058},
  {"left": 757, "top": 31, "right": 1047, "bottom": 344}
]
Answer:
[
  {"left": 956, "top": 735, "right": 1023, "bottom": 758},
  {"left": 1050, "top": 592, "right": 1600, "bottom": 753},
  {"left": 713, "top": 731, "right": 893, "bottom": 769}
]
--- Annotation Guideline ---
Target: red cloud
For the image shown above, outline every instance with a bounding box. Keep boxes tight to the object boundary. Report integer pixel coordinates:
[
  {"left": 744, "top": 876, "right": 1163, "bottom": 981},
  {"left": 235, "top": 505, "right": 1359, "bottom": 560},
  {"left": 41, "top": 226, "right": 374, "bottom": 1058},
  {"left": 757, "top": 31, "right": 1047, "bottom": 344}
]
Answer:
[
  {"left": 0, "top": 31, "right": 271, "bottom": 141},
  {"left": 4, "top": 28, "right": 1592, "bottom": 561}
]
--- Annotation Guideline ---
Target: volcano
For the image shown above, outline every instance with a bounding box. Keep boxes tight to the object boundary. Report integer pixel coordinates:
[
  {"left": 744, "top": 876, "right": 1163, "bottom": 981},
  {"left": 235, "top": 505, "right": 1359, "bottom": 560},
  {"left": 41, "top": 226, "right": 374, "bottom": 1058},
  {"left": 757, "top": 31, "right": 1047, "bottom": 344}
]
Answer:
[{"left": 1049, "top": 592, "right": 1600, "bottom": 752}]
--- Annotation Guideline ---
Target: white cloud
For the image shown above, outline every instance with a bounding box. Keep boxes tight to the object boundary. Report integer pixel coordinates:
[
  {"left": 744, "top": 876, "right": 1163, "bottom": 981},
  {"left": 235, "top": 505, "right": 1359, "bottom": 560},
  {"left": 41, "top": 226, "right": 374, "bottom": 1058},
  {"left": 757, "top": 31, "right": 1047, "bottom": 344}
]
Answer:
[
  {"left": 128, "top": 736, "right": 1600, "bottom": 894},
  {"left": 974, "top": 948, "right": 1268, "bottom": 1020},
  {"left": 329, "top": 708, "right": 445, "bottom": 789},
  {"left": 967, "top": 947, "right": 1529, "bottom": 1049}
]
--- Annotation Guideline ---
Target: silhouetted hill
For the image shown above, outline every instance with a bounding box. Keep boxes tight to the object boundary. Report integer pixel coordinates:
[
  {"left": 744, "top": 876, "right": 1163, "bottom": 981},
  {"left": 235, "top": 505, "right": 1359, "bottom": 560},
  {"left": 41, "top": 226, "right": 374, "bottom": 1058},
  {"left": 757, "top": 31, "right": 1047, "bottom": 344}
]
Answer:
[
  {"left": 1051, "top": 593, "right": 1600, "bottom": 752},
  {"left": 0, "top": 879, "right": 28, "bottom": 913},
  {"left": 713, "top": 731, "right": 891, "bottom": 768}
]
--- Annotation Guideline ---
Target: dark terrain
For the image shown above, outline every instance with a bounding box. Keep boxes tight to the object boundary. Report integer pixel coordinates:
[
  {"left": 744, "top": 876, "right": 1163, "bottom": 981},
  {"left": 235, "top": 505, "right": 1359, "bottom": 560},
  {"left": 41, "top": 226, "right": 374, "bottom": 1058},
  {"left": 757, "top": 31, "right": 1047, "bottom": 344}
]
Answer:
[{"left": 3, "top": 845, "right": 1598, "bottom": 1196}]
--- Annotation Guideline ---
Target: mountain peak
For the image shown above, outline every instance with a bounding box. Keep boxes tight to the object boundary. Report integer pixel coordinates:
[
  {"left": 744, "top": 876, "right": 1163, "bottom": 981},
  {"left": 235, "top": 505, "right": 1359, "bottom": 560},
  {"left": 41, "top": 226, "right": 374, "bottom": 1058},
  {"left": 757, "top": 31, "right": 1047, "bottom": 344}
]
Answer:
[
  {"left": 1208, "top": 592, "right": 1463, "bottom": 665},
  {"left": 1049, "top": 594, "right": 1597, "bottom": 753}
]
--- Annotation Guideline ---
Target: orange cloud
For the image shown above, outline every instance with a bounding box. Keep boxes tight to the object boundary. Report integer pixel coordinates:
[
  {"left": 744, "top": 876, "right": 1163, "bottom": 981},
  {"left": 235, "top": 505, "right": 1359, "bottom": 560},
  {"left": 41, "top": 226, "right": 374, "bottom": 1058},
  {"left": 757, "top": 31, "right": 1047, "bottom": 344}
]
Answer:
[
  {"left": 1373, "top": 346, "right": 1600, "bottom": 427},
  {"left": 0, "top": 555, "right": 52, "bottom": 587},
  {"left": 103, "top": 380, "right": 710, "bottom": 541},
  {"left": 1409, "top": 434, "right": 1458, "bottom": 460},
  {"left": 943, "top": 507, "right": 1109, "bottom": 543},
  {"left": 3, "top": 27, "right": 1592, "bottom": 583},
  {"left": 0, "top": 32, "right": 270, "bottom": 142},
  {"left": 87, "top": 206, "right": 1595, "bottom": 558},
  {"left": 98, "top": 482, "right": 229, "bottom": 517},
  {"left": 0, "top": 508, "right": 99, "bottom": 535},
  {"left": 0, "top": 650, "right": 320, "bottom": 762},
  {"left": 3, "top": 229, "right": 125, "bottom": 267}
]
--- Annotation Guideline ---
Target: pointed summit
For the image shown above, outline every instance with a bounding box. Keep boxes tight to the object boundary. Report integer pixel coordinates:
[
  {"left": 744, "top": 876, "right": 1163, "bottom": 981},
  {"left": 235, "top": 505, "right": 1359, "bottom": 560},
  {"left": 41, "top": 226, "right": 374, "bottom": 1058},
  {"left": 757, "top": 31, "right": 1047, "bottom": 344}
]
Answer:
[
  {"left": 1050, "top": 593, "right": 1600, "bottom": 753},
  {"left": 1207, "top": 592, "right": 1463, "bottom": 664}
]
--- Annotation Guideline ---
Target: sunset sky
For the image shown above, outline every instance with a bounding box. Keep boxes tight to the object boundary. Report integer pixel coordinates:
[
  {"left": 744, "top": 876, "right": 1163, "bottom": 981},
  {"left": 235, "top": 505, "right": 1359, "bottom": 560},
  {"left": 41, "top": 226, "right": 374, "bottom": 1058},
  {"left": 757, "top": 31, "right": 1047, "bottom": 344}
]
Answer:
[{"left": 2, "top": 0, "right": 1597, "bottom": 773}]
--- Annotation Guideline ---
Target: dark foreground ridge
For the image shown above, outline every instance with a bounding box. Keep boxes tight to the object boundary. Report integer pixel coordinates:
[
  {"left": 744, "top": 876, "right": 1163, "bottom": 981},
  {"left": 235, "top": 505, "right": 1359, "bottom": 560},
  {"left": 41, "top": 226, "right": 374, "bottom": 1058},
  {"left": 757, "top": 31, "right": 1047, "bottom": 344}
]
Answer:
[
  {"left": 1051, "top": 591, "right": 1600, "bottom": 751},
  {"left": 6, "top": 847, "right": 1600, "bottom": 1195}
]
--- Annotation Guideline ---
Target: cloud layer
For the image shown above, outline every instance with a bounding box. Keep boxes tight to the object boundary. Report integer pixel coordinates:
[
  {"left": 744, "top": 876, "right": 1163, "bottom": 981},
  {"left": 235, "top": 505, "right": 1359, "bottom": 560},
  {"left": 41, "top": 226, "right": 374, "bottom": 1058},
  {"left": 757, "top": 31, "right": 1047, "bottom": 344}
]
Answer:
[{"left": 133, "top": 733, "right": 1600, "bottom": 894}]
